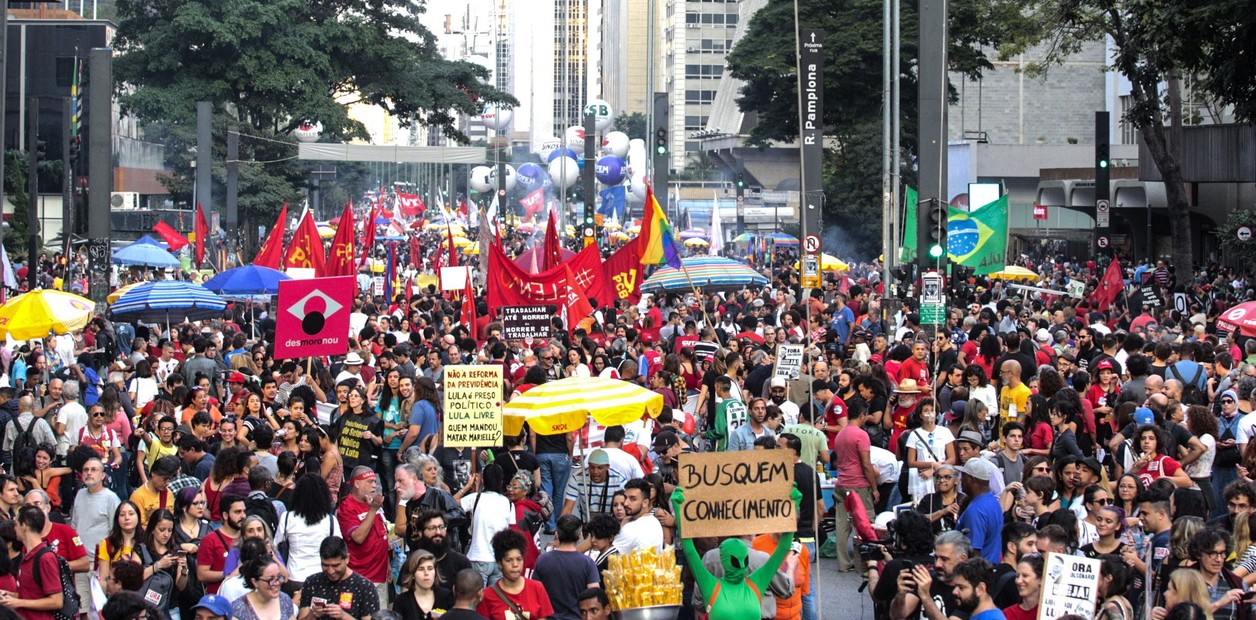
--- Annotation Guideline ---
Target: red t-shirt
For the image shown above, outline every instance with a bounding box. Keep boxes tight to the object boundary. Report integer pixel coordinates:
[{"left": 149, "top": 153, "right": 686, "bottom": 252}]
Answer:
[
  {"left": 824, "top": 396, "right": 848, "bottom": 448},
  {"left": 1004, "top": 605, "right": 1038, "bottom": 620},
  {"left": 897, "top": 357, "right": 930, "bottom": 386},
  {"left": 336, "top": 496, "right": 389, "bottom": 583},
  {"left": 1028, "top": 421, "right": 1054, "bottom": 452},
  {"left": 17, "top": 543, "right": 62, "bottom": 620},
  {"left": 833, "top": 425, "right": 871, "bottom": 489},
  {"left": 476, "top": 579, "right": 554, "bottom": 620},
  {"left": 197, "top": 529, "right": 236, "bottom": 594},
  {"left": 1136, "top": 455, "right": 1182, "bottom": 488},
  {"left": 46, "top": 522, "right": 87, "bottom": 564}
]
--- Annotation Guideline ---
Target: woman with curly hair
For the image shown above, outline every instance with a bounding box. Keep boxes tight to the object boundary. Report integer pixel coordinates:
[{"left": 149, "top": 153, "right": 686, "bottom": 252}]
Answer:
[
  {"left": 16, "top": 444, "right": 71, "bottom": 509},
  {"left": 476, "top": 528, "right": 554, "bottom": 620},
  {"left": 1185, "top": 405, "right": 1219, "bottom": 514},
  {"left": 231, "top": 555, "right": 297, "bottom": 620}
]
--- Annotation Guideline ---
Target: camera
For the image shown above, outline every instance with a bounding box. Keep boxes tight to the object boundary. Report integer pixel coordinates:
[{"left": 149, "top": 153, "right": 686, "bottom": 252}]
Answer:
[{"left": 858, "top": 543, "right": 884, "bottom": 564}]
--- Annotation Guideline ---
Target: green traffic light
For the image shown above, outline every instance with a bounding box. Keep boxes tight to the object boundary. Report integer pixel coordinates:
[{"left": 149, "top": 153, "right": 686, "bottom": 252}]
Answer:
[
  {"left": 656, "top": 146, "right": 667, "bottom": 155},
  {"left": 929, "top": 244, "right": 944, "bottom": 258}
]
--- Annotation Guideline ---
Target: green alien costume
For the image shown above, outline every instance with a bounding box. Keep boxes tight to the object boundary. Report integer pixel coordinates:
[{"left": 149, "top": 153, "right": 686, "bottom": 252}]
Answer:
[{"left": 670, "top": 485, "right": 802, "bottom": 620}]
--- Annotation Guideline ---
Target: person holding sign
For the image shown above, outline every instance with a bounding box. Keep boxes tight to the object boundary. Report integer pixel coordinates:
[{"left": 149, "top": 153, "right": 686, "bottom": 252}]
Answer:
[{"left": 670, "top": 483, "right": 802, "bottom": 620}]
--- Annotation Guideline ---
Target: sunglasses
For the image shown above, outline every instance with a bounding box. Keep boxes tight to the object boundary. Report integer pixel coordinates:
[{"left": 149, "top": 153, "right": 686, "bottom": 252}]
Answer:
[{"left": 1223, "top": 399, "right": 1236, "bottom": 404}]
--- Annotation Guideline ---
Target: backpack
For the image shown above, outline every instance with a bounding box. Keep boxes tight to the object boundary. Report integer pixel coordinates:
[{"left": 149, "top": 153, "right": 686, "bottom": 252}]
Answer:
[
  {"left": 28, "top": 547, "right": 80, "bottom": 620},
  {"left": 245, "top": 493, "right": 279, "bottom": 532},
  {"left": 1168, "top": 364, "right": 1207, "bottom": 406},
  {"left": 11, "top": 416, "right": 38, "bottom": 475},
  {"left": 138, "top": 545, "right": 176, "bottom": 615}
]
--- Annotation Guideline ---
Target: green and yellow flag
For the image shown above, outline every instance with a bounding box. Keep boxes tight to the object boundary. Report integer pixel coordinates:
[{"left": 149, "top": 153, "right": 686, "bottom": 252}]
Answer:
[
  {"left": 900, "top": 186, "right": 918, "bottom": 263},
  {"left": 947, "top": 195, "right": 1008, "bottom": 275}
]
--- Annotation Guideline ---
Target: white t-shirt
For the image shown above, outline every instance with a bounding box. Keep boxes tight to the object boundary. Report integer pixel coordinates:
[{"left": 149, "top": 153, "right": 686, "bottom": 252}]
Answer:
[
  {"left": 613, "top": 514, "right": 663, "bottom": 555},
  {"left": 602, "top": 447, "right": 644, "bottom": 481},
  {"left": 129, "top": 377, "right": 160, "bottom": 410},
  {"left": 903, "top": 426, "right": 956, "bottom": 501},
  {"left": 1236, "top": 411, "right": 1256, "bottom": 446},
  {"left": 56, "top": 402, "right": 89, "bottom": 457},
  {"left": 1185, "top": 433, "right": 1216, "bottom": 480},
  {"left": 274, "top": 513, "right": 342, "bottom": 582},
  {"left": 460, "top": 491, "right": 514, "bottom": 563},
  {"left": 218, "top": 576, "right": 247, "bottom": 603}
]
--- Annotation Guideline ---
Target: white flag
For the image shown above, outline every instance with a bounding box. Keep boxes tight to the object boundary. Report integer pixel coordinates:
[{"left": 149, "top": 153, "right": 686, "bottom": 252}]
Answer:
[
  {"left": 709, "top": 191, "right": 724, "bottom": 255},
  {"left": 0, "top": 242, "right": 13, "bottom": 289}
]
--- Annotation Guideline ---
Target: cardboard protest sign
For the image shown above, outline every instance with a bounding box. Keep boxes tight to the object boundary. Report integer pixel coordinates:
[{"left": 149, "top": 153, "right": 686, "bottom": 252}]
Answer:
[
  {"left": 774, "top": 344, "right": 805, "bottom": 380},
  {"left": 442, "top": 365, "right": 504, "bottom": 448},
  {"left": 676, "top": 451, "right": 795, "bottom": 538},
  {"left": 500, "top": 305, "right": 556, "bottom": 340},
  {"left": 1038, "top": 552, "right": 1101, "bottom": 620}
]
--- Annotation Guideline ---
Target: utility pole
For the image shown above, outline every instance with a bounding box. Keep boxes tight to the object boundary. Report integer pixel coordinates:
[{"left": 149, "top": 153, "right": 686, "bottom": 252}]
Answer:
[
  {"left": 916, "top": 0, "right": 948, "bottom": 274},
  {"left": 26, "top": 100, "right": 41, "bottom": 291},
  {"left": 62, "top": 98, "right": 74, "bottom": 266},
  {"left": 86, "top": 49, "right": 112, "bottom": 306},
  {"left": 226, "top": 125, "right": 239, "bottom": 265}
]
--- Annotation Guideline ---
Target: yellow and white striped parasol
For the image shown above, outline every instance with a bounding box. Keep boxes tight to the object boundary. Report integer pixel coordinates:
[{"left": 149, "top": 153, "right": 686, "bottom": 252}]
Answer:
[{"left": 504, "top": 377, "right": 664, "bottom": 436}]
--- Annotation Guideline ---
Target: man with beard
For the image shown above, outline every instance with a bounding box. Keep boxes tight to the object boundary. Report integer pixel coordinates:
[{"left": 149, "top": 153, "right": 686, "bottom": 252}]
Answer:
[
  {"left": 197, "top": 494, "right": 245, "bottom": 595},
  {"left": 891, "top": 530, "right": 972, "bottom": 620},
  {"left": 411, "top": 509, "right": 472, "bottom": 591},
  {"left": 613, "top": 478, "right": 664, "bottom": 555},
  {"left": 561, "top": 450, "right": 627, "bottom": 521},
  {"left": 767, "top": 376, "right": 800, "bottom": 426},
  {"left": 394, "top": 464, "right": 461, "bottom": 550},
  {"left": 948, "top": 558, "right": 1005, "bottom": 620}
]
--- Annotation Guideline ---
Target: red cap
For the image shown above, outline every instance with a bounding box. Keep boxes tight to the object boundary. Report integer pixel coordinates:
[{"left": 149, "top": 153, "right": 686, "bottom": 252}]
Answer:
[{"left": 227, "top": 371, "right": 247, "bottom": 384}]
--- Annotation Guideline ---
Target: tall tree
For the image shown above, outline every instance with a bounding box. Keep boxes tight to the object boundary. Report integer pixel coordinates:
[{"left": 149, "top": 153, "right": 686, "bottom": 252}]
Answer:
[
  {"left": 113, "top": 0, "right": 516, "bottom": 248},
  {"left": 999, "top": 0, "right": 1239, "bottom": 277},
  {"left": 725, "top": 0, "right": 1032, "bottom": 258}
]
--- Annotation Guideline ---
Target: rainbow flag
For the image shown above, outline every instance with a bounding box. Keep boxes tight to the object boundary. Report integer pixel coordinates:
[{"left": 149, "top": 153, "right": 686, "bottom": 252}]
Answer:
[{"left": 638, "top": 185, "right": 683, "bottom": 269}]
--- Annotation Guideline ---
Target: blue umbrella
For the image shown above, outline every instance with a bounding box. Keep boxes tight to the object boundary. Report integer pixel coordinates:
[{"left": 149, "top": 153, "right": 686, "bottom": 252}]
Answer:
[
  {"left": 640, "top": 256, "right": 769, "bottom": 293},
  {"left": 110, "top": 280, "right": 227, "bottom": 323},
  {"left": 112, "top": 235, "right": 181, "bottom": 268},
  {"left": 201, "top": 265, "right": 291, "bottom": 296}
]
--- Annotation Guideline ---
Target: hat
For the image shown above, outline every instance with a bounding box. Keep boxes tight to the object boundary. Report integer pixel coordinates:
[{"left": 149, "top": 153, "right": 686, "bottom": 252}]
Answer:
[
  {"left": 1221, "top": 389, "right": 1239, "bottom": 403},
  {"left": 226, "top": 371, "right": 247, "bottom": 384},
  {"left": 588, "top": 449, "right": 610, "bottom": 466},
  {"left": 1078, "top": 457, "right": 1104, "bottom": 475},
  {"left": 893, "top": 378, "right": 922, "bottom": 394},
  {"left": 193, "top": 595, "right": 232, "bottom": 618},
  {"left": 955, "top": 429, "right": 985, "bottom": 447},
  {"left": 653, "top": 431, "right": 680, "bottom": 452},
  {"left": 344, "top": 352, "right": 365, "bottom": 366},
  {"left": 753, "top": 299, "right": 765, "bottom": 308},
  {"left": 511, "top": 471, "right": 534, "bottom": 493},
  {"left": 769, "top": 376, "right": 788, "bottom": 389},
  {"left": 1095, "top": 358, "right": 1114, "bottom": 372},
  {"left": 107, "top": 371, "right": 125, "bottom": 383},
  {"left": 958, "top": 457, "right": 999, "bottom": 481},
  {"left": 442, "top": 334, "right": 457, "bottom": 346},
  {"left": 174, "top": 424, "right": 193, "bottom": 437},
  {"left": 811, "top": 379, "right": 836, "bottom": 394},
  {"left": 1035, "top": 328, "right": 1050, "bottom": 343},
  {"left": 1133, "top": 407, "right": 1155, "bottom": 426},
  {"left": 947, "top": 400, "right": 968, "bottom": 421}
]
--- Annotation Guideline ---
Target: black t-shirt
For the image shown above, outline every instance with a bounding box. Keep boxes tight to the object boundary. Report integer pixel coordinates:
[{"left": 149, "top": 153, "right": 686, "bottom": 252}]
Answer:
[
  {"left": 438, "top": 609, "right": 489, "bottom": 620},
  {"left": 393, "top": 586, "right": 455, "bottom": 620},
  {"left": 493, "top": 448, "right": 540, "bottom": 483},
  {"left": 914, "top": 492, "right": 967, "bottom": 534},
  {"left": 534, "top": 431, "right": 569, "bottom": 455},
  {"left": 436, "top": 447, "right": 473, "bottom": 492},
  {"left": 299, "top": 571, "right": 381, "bottom": 619},
  {"left": 795, "top": 462, "right": 820, "bottom": 538},
  {"left": 334, "top": 412, "right": 385, "bottom": 473},
  {"left": 991, "top": 562, "right": 1021, "bottom": 609},
  {"left": 874, "top": 556, "right": 968, "bottom": 620}
]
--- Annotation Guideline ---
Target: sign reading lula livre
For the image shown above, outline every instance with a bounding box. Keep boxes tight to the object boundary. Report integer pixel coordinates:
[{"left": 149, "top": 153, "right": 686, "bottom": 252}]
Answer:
[
  {"left": 676, "top": 451, "right": 795, "bottom": 539},
  {"left": 1037, "top": 552, "right": 1100, "bottom": 620},
  {"left": 500, "top": 305, "right": 556, "bottom": 340},
  {"left": 442, "top": 365, "right": 503, "bottom": 448},
  {"left": 774, "top": 344, "right": 805, "bottom": 380}
]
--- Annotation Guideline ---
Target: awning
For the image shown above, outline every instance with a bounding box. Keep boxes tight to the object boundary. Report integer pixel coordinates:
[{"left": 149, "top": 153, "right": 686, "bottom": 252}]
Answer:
[{"left": 298, "top": 143, "right": 486, "bottom": 164}]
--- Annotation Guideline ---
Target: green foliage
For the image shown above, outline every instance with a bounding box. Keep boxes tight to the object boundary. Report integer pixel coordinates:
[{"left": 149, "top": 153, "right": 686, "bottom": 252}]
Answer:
[
  {"left": 3, "top": 150, "right": 29, "bottom": 257},
  {"left": 113, "top": 0, "right": 517, "bottom": 252},
  {"left": 612, "top": 113, "right": 649, "bottom": 141},
  {"left": 821, "top": 122, "right": 885, "bottom": 259},
  {"left": 1219, "top": 209, "right": 1256, "bottom": 273}
]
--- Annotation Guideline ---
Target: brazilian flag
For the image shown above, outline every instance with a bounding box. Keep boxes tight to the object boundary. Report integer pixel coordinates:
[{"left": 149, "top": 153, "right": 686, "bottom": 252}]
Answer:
[{"left": 947, "top": 195, "right": 1008, "bottom": 275}]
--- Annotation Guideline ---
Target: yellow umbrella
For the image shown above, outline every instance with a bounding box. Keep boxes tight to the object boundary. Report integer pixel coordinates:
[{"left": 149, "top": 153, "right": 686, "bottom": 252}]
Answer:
[
  {"left": 987, "top": 266, "right": 1040, "bottom": 281},
  {"left": 462, "top": 245, "right": 481, "bottom": 255},
  {"left": 627, "top": 225, "right": 641, "bottom": 234},
  {"left": 108, "top": 282, "right": 143, "bottom": 304},
  {"left": 369, "top": 259, "right": 386, "bottom": 274},
  {"left": 317, "top": 226, "right": 336, "bottom": 239},
  {"left": 609, "top": 231, "right": 630, "bottom": 242},
  {"left": 0, "top": 289, "right": 96, "bottom": 340},
  {"left": 413, "top": 274, "right": 439, "bottom": 289},
  {"left": 684, "top": 238, "right": 709, "bottom": 248},
  {"left": 450, "top": 236, "right": 474, "bottom": 247},
  {"left": 504, "top": 377, "right": 664, "bottom": 436},
  {"left": 793, "top": 253, "right": 850, "bottom": 272},
  {"left": 602, "top": 221, "right": 622, "bottom": 231}
]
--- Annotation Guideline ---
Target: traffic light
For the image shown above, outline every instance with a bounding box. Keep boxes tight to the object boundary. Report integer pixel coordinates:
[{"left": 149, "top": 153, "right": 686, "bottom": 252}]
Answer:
[
  {"left": 1096, "top": 143, "right": 1109, "bottom": 170},
  {"left": 69, "top": 136, "right": 81, "bottom": 162},
  {"left": 32, "top": 138, "right": 47, "bottom": 165},
  {"left": 583, "top": 212, "right": 595, "bottom": 247},
  {"left": 736, "top": 174, "right": 745, "bottom": 189},
  {"left": 928, "top": 200, "right": 947, "bottom": 259},
  {"left": 655, "top": 127, "right": 667, "bottom": 156}
]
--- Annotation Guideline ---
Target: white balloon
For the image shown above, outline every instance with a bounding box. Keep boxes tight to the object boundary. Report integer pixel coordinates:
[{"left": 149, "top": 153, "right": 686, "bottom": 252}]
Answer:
[
  {"left": 565, "top": 126, "right": 586, "bottom": 150},
  {"left": 488, "top": 165, "right": 517, "bottom": 192},
  {"left": 469, "top": 166, "right": 494, "bottom": 193},
  {"left": 480, "top": 105, "right": 513, "bottom": 131},
  {"left": 548, "top": 157, "right": 581, "bottom": 189},
  {"left": 584, "top": 99, "right": 615, "bottom": 132},
  {"left": 293, "top": 121, "right": 322, "bottom": 143},
  {"left": 602, "top": 131, "right": 630, "bottom": 158},
  {"left": 539, "top": 137, "right": 563, "bottom": 161},
  {"left": 629, "top": 175, "right": 647, "bottom": 202}
]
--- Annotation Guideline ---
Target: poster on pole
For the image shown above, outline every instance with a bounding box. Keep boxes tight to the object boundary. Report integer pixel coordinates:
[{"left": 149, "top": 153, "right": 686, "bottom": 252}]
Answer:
[
  {"left": 500, "top": 305, "right": 556, "bottom": 340},
  {"left": 774, "top": 344, "right": 805, "bottom": 380},
  {"left": 675, "top": 451, "right": 795, "bottom": 538},
  {"left": 1037, "top": 552, "right": 1101, "bottom": 620},
  {"left": 442, "top": 365, "right": 504, "bottom": 448}
]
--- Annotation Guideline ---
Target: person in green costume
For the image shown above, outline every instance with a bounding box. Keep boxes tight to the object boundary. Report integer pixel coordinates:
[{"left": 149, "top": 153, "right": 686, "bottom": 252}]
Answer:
[{"left": 670, "top": 484, "right": 803, "bottom": 620}]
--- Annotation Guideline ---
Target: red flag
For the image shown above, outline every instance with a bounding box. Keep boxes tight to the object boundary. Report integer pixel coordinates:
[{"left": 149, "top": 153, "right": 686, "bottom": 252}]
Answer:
[
  {"left": 543, "top": 209, "right": 563, "bottom": 271},
  {"left": 1095, "top": 258, "right": 1123, "bottom": 312},
  {"left": 561, "top": 264, "right": 594, "bottom": 331},
  {"left": 396, "top": 192, "right": 425, "bottom": 218},
  {"left": 405, "top": 274, "right": 413, "bottom": 300},
  {"left": 409, "top": 234, "right": 421, "bottom": 269},
  {"left": 326, "top": 203, "right": 356, "bottom": 277},
  {"left": 601, "top": 239, "right": 643, "bottom": 305},
  {"left": 284, "top": 211, "right": 326, "bottom": 275},
  {"left": 519, "top": 188, "right": 545, "bottom": 221},
  {"left": 254, "top": 203, "right": 288, "bottom": 269},
  {"left": 194, "top": 203, "right": 209, "bottom": 266},
  {"left": 446, "top": 224, "right": 459, "bottom": 268},
  {"left": 461, "top": 279, "right": 478, "bottom": 340},
  {"left": 358, "top": 203, "right": 377, "bottom": 268},
  {"left": 457, "top": 198, "right": 470, "bottom": 221},
  {"left": 151, "top": 221, "right": 189, "bottom": 252}
]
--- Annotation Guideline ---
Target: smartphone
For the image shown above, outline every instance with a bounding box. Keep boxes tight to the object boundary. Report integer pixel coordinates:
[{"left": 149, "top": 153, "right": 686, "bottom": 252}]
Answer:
[
  {"left": 1242, "top": 592, "right": 1256, "bottom": 602},
  {"left": 311, "top": 598, "right": 327, "bottom": 608}
]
